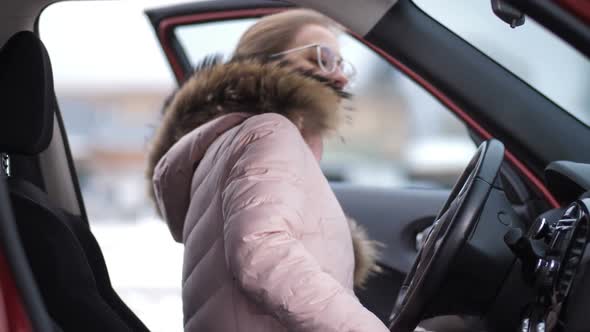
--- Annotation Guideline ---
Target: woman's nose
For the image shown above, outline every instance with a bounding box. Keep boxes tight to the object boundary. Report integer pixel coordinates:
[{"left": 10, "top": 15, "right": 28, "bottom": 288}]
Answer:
[{"left": 329, "top": 70, "right": 348, "bottom": 90}]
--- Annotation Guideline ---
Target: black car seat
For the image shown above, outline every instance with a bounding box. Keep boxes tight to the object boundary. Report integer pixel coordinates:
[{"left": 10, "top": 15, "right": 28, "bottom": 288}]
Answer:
[{"left": 0, "top": 31, "right": 149, "bottom": 332}]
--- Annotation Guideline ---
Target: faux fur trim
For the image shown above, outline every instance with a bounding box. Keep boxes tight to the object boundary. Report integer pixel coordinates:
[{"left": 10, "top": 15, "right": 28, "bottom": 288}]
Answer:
[
  {"left": 146, "top": 55, "right": 349, "bottom": 209},
  {"left": 347, "top": 217, "right": 384, "bottom": 288}
]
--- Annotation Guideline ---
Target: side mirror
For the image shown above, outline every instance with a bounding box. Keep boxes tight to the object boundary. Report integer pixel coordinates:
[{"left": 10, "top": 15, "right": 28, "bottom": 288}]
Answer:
[{"left": 491, "top": 0, "right": 525, "bottom": 28}]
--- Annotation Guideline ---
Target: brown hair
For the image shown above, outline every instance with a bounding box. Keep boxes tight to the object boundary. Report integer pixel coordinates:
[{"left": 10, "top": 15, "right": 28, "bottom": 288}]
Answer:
[{"left": 234, "top": 8, "right": 342, "bottom": 58}]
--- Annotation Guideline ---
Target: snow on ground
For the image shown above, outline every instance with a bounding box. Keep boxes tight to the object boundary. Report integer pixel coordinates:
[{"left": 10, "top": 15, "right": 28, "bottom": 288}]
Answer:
[{"left": 91, "top": 218, "right": 184, "bottom": 332}]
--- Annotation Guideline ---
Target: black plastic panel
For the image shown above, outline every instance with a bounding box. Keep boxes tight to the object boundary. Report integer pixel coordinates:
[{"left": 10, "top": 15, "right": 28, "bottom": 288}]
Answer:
[
  {"left": 546, "top": 161, "right": 590, "bottom": 203},
  {"left": 355, "top": 266, "right": 403, "bottom": 324},
  {"left": 331, "top": 183, "right": 448, "bottom": 274}
]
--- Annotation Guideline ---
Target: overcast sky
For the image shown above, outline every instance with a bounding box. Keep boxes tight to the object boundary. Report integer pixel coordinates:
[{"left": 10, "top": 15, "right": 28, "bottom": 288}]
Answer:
[{"left": 39, "top": 0, "right": 193, "bottom": 91}]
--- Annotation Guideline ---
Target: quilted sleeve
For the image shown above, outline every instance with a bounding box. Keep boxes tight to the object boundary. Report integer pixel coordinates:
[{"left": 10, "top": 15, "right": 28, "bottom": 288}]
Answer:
[{"left": 221, "top": 114, "right": 388, "bottom": 332}]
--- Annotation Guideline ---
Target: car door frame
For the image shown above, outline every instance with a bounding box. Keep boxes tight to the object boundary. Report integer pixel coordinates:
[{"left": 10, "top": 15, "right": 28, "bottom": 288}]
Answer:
[
  {"left": 144, "top": 1, "right": 576, "bottom": 321},
  {"left": 145, "top": 0, "right": 563, "bottom": 210}
]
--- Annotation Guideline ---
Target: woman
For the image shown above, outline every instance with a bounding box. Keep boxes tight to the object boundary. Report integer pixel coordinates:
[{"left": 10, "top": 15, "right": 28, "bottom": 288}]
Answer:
[{"left": 147, "top": 8, "right": 389, "bottom": 332}]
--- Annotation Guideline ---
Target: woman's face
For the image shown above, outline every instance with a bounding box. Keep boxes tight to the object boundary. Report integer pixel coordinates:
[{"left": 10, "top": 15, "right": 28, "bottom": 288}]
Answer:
[{"left": 283, "top": 24, "right": 349, "bottom": 89}]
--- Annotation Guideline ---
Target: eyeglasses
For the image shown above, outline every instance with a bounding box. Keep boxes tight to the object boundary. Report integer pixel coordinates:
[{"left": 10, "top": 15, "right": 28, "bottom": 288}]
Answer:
[{"left": 270, "top": 43, "right": 356, "bottom": 79}]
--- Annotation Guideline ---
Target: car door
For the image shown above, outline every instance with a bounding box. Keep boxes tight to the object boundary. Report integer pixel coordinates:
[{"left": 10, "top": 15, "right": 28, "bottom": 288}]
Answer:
[{"left": 145, "top": 1, "right": 468, "bottom": 321}]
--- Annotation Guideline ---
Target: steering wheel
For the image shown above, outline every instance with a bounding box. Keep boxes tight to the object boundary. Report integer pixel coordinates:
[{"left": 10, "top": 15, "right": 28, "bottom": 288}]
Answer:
[{"left": 389, "top": 139, "right": 505, "bottom": 331}]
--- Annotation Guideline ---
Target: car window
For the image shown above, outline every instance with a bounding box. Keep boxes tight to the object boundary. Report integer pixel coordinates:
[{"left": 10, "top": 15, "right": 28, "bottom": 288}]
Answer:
[
  {"left": 413, "top": 0, "right": 590, "bottom": 127},
  {"left": 176, "top": 19, "right": 476, "bottom": 189}
]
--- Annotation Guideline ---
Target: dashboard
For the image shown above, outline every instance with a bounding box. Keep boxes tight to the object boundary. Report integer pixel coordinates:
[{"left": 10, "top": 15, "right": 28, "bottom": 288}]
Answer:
[{"left": 503, "top": 161, "right": 590, "bottom": 331}]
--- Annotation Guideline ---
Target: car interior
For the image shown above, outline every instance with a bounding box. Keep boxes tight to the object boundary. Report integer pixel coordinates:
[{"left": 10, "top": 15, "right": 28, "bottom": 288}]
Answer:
[{"left": 1, "top": 0, "right": 590, "bottom": 331}]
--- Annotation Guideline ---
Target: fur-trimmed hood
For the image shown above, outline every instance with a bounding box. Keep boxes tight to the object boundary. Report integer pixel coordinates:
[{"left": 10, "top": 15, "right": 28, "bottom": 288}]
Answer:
[{"left": 146, "top": 55, "right": 348, "bottom": 205}]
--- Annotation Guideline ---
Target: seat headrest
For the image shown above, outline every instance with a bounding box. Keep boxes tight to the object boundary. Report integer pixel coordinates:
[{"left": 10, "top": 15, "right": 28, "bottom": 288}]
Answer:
[{"left": 0, "top": 31, "right": 55, "bottom": 155}]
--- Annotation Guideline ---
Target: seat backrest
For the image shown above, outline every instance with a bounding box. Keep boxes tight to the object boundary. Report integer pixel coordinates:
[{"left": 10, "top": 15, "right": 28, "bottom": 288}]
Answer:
[{"left": 0, "top": 31, "right": 149, "bottom": 332}]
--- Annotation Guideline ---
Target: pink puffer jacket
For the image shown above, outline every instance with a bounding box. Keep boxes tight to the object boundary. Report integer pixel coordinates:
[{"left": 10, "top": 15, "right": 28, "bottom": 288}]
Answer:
[{"left": 148, "top": 57, "right": 388, "bottom": 332}]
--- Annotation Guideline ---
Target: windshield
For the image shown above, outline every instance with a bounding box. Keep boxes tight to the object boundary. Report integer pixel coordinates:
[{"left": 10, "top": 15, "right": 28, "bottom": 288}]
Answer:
[{"left": 413, "top": 0, "right": 590, "bottom": 126}]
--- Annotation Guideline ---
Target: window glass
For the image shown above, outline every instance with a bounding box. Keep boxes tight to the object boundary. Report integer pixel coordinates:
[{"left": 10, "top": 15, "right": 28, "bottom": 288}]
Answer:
[
  {"left": 40, "top": 2, "right": 188, "bottom": 331},
  {"left": 177, "top": 20, "right": 476, "bottom": 189},
  {"left": 413, "top": 0, "right": 590, "bottom": 126}
]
